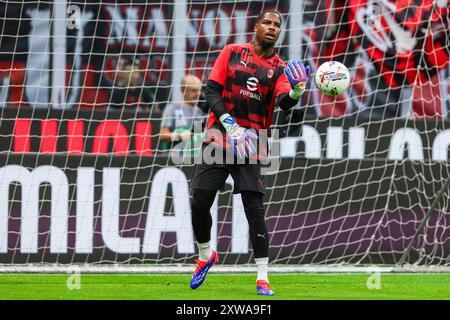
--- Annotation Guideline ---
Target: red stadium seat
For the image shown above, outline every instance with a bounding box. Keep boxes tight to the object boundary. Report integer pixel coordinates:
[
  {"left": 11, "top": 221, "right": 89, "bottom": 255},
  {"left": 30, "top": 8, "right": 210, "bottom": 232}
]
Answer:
[{"left": 78, "top": 64, "right": 109, "bottom": 109}]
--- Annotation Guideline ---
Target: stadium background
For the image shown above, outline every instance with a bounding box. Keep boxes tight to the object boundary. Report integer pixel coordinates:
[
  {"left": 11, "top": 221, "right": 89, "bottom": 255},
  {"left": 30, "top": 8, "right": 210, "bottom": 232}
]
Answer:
[{"left": 0, "top": 0, "right": 449, "bottom": 269}]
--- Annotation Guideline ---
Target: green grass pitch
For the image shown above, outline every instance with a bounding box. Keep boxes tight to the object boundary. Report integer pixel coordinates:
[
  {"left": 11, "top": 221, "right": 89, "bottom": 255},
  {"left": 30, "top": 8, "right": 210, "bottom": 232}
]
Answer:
[{"left": 0, "top": 273, "right": 449, "bottom": 300}]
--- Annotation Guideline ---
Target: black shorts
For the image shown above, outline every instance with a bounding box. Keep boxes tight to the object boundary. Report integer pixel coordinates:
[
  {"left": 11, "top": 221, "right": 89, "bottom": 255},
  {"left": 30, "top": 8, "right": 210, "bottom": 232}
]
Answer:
[{"left": 191, "top": 162, "right": 265, "bottom": 194}]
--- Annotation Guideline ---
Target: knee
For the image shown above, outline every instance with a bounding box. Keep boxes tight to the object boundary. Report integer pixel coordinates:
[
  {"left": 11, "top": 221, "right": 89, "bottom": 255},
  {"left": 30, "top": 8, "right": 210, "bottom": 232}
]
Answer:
[
  {"left": 241, "top": 192, "right": 265, "bottom": 224},
  {"left": 191, "top": 189, "right": 215, "bottom": 215},
  {"left": 244, "top": 200, "right": 264, "bottom": 217},
  {"left": 191, "top": 194, "right": 202, "bottom": 213},
  {"left": 244, "top": 208, "right": 265, "bottom": 234}
]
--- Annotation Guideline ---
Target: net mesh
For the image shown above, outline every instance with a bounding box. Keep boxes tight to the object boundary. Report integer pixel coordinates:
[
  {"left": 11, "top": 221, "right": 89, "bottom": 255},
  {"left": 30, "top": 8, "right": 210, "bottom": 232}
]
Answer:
[{"left": 0, "top": 0, "right": 449, "bottom": 270}]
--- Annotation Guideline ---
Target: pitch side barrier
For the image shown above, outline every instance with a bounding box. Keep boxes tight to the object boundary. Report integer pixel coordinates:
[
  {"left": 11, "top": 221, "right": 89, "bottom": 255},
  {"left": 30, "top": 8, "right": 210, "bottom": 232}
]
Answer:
[{"left": 0, "top": 109, "right": 450, "bottom": 269}]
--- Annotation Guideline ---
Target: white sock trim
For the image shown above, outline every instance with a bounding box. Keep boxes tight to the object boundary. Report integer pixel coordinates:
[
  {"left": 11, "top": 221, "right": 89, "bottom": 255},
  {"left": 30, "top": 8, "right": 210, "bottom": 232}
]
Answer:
[
  {"left": 197, "top": 241, "right": 212, "bottom": 261},
  {"left": 255, "top": 257, "right": 269, "bottom": 282}
]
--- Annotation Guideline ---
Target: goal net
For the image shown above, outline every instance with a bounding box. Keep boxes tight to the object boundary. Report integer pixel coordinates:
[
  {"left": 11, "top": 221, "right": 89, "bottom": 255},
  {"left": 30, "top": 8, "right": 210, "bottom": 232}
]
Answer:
[{"left": 0, "top": 0, "right": 449, "bottom": 272}]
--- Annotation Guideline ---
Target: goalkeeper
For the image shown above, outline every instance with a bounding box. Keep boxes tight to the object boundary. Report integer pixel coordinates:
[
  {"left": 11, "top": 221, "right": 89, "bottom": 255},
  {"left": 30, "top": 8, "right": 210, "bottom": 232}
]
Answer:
[{"left": 189, "top": 9, "right": 311, "bottom": 296}]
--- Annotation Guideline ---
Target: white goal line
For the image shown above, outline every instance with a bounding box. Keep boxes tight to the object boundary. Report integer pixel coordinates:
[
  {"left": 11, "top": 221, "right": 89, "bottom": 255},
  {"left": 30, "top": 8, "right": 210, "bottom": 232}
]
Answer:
[{"left": 0, "top": 264, "right": 449, "bottom": 274}]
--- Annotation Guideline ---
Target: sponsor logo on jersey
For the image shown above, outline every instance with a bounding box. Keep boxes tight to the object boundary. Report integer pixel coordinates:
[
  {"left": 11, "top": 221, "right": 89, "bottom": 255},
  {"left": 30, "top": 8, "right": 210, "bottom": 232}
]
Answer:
[
  {"left": 241, "top": 77, "right": 262, "bottom": 100},
  {"left": 246, "top": 77, "right": 259, "bottom": 91},
  {"left": 240, "top": 89, "right": 262, "bottom": 101}
]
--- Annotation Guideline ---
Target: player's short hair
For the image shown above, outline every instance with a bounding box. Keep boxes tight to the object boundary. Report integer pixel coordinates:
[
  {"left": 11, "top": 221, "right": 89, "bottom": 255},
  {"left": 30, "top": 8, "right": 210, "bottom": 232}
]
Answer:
[{"left": 256, "top": 9, "right": 283, "bottom": 24}]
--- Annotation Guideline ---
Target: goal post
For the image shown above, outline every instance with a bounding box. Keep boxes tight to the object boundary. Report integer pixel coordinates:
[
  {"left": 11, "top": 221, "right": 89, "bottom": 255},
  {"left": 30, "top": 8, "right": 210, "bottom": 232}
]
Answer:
[{"left": 0, "top": 0, "right": 449, "bottom": 273}]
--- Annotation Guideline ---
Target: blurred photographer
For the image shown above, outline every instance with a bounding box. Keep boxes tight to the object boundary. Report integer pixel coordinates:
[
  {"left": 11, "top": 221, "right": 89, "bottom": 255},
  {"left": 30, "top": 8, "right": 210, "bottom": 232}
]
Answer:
[
  {"left": 103, "top": 56, "right": 155, "bottom": 110},
  {"left": 159, "top": 74, "right": 207, "bottom": 150}
]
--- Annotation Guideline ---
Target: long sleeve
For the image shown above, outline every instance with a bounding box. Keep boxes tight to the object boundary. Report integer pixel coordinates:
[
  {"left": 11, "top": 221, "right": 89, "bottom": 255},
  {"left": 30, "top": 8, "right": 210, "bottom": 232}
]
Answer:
[
  {"left": 205, "top": 79, "right": 228, "bottom": 120},
  {"left": 278, "top": 92, "right": 299, "bottom": 110}
]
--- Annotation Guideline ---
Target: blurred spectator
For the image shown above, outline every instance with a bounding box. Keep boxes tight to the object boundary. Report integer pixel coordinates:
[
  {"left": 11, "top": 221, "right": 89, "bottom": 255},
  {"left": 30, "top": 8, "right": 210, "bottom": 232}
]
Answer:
[
  {"left": 159, "top": 74, "right": 207, "bottom": 150},
  {"left": 101, "top": 56, "right": 155, "bottom": 110}
]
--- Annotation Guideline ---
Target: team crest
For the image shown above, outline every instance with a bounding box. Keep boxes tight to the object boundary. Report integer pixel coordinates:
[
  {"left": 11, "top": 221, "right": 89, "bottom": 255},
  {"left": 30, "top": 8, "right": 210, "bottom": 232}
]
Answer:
[{"left": 267, "top": 69, "right": 274, "bottom": 79}]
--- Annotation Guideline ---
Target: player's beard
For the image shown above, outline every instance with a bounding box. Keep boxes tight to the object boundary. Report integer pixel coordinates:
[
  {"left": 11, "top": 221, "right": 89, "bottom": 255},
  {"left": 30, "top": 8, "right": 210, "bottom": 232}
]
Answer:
[{"left": 260, "top": 39, "right": 275, "bottom": 50}]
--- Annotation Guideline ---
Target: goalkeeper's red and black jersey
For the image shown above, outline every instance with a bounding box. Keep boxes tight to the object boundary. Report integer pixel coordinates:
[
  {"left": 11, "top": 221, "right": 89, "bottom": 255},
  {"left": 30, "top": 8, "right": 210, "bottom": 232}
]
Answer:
[{"left": 204, "top": 43, "right": 291, "bottom": 147}]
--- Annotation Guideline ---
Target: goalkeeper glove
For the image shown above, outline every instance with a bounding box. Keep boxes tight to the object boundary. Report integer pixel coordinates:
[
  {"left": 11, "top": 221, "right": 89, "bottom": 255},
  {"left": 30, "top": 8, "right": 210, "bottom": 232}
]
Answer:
[
  {"left": 285, "top": 60, "right": 311, "bottom": 99},
  {"left": 219, "top": 114, "right": 258, "bottom": 159}
]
